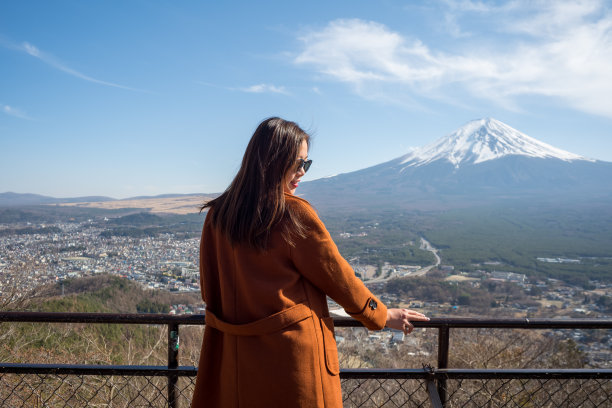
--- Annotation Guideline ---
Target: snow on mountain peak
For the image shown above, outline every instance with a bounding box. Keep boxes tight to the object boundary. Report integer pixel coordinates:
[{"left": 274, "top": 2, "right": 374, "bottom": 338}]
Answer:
[{"left": 401, "top": 118, "right": 590, "bottom": 168}]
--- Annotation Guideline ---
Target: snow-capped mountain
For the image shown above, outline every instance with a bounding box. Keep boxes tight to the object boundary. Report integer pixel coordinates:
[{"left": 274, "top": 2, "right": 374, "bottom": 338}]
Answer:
[
  {"left": 400, "top": 118, "right": 590, "bottom": 169},
  {"left": 299, "top": 118, "right": 612, "bottom": 210}
]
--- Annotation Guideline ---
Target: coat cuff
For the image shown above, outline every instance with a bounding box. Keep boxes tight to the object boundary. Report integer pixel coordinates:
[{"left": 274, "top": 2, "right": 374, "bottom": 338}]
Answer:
[{"left": 347, "top": 296, "right": 387, "bottom": 331}]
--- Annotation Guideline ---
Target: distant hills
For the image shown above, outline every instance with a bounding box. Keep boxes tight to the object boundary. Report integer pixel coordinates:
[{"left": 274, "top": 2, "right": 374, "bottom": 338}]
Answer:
[
  {"left": 298, "top": 118, "right": 612, "bottom": 210},
  {"left": 0, "top": 192, "right": 211, "bottom": 214},
  {"left": 0, "top": 192, "right": 115, "bottom": 207},
  {"left": 4, "top": 118, "right": 612, "bottom": 212}
]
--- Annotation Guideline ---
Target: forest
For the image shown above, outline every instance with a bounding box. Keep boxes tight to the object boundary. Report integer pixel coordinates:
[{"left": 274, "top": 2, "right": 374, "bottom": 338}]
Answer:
[{"left": 321, "top": 201, "right": 612, "bottom": 286}]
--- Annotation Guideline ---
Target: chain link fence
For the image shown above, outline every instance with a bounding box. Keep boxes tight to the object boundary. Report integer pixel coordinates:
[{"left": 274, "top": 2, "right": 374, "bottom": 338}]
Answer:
[
  {"left": 2, "top": 312, "right": 612, "bottom": 407},
  {"left": 0, "top": 373, "right": 196, "bottom": 408},
  {"left": 443, "top": 378, "right": 612, "bottom": 408},
  {"left": 341, "top": 378, "right": 430, "bottom": 407},
  {"left": 2, "top": 372, "right": 612, "bottom": 407}
]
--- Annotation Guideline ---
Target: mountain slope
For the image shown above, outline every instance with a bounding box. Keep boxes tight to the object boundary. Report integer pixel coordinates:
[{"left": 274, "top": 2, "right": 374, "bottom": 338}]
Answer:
[
  {"left": 400, "top": 118, "right": 589, "bottom": 168},
  {"left": 299, "top": 118, "right": 612, "bottom": 210}
]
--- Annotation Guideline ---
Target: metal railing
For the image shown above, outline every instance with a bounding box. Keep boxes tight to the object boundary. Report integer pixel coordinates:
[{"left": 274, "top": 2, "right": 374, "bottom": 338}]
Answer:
[{"left": 1, "top": 312, "right": 611, "bottom": 407}]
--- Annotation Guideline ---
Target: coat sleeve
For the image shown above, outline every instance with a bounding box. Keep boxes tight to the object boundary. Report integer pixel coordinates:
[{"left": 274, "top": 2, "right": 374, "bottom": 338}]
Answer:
[{"left": 288, "top": 198, "right": 387, "bottom": 330}]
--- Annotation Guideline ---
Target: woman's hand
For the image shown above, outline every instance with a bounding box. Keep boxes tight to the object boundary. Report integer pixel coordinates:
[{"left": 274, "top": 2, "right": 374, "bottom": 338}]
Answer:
[{"left": 386, "top": 308, "right": 429, "bottom": 335}]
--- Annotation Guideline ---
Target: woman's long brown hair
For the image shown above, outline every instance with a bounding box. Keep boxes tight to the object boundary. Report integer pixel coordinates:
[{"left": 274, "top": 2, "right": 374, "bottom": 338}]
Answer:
[{"left": 201, "top": 117, "right": 310, "bottom": 250}]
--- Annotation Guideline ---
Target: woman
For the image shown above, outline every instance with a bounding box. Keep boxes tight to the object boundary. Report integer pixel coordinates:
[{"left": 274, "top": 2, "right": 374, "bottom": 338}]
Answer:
[{"left": 191, "top": 117, "right": 428, "bottom": 408}]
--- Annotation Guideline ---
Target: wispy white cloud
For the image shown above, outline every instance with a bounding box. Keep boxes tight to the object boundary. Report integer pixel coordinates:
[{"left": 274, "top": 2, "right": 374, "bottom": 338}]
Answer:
[
  {"left": 2, "top": 105, "right": 32, "bottom": 120},
  {"left": 239, "top": 83, "right": 289, "bottom": 95},
  {"left": 23, "top": 42, "right": 41, "bottom": 57},
  {"left": 1, "top": 37, "right": 146, "bottom": 92},
  {"left": 196, "top": 81, "right": 290, "bottom": 95},
  {"left": 441, "top": 0, "right": 516, "bottom": 15},
  {"left": 294, "top": 0, "right": 612, "bottom": 118}
]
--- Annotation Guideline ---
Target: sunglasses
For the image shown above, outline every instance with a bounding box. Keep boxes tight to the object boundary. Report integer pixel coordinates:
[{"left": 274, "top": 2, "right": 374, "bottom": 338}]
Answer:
[{"left": 296, "top": 158, "right": 312, "bottom": 173}]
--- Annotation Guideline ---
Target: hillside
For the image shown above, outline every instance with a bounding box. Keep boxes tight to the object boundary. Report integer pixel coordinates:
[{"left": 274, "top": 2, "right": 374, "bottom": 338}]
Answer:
[
  {"left": 30, "top": 275, "right": 202, "bottom": 313},
  {"left": 1, "top": 275, "right": 204, "bottom": 368}
]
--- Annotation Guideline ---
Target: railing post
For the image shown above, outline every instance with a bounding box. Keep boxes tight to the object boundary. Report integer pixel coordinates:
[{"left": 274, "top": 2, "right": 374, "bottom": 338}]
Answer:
[
  {"left": 427, "top": 378, "right": 444, "bottom": 408},
  {"left": 168, "top": 322, "right": 179, "bottom": 408},
  {"left": 437, "top": 326, "right": 450, "bottom": 407}
]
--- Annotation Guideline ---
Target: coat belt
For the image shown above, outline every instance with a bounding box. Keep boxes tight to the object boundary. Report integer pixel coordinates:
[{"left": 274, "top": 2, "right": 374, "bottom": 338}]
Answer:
[{"left": 205, "top": 303, "right": 312, "bottom": 336}]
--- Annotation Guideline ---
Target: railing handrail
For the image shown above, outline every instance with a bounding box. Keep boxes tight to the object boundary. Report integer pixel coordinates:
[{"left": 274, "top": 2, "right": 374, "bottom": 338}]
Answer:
[
  {"left": 335, "top": 316, "right": 612, "bottom": 328},
  {"left": 2, "top": 311, "right": 611, "bottom": 408},
  {"left": 2, "top": 311, "right": 612, "bottom": 328},
  {"left": 3, "top": 362, "right": 612, "bottom": 380},
  {"left": 0, "top": 311, "right": 205, "bottom": 325},
  {"left": 0, "top": 363, "right": 198, "bottom": 376}
]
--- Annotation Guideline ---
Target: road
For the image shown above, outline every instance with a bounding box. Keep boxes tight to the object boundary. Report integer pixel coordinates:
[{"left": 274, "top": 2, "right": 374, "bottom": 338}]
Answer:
[
  {"left": 413, "top": 237, "right": 441, "bottom": 276},
  {"left": 364, "top": 237, "right": 441, "bottom": 283}
]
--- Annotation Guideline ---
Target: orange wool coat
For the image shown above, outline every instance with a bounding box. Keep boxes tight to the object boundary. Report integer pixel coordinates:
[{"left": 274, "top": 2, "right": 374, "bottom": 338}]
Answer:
[{"left": 190, "top": 194, "right": 388, "bottom": 408}]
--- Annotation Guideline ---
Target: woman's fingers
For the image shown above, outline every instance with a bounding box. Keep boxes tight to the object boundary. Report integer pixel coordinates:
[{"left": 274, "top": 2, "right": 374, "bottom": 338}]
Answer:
[
  {"left": 402, "top": 321, "right": 414, "bottom": 335},
  {"left": 408, "top": 314, "right": 430, "bottom": 321},
  {"left": 402, "top": 308, "right": 429, "bottom": 320},
  {"left": 402, "top": 309, "right": 428, "bottom": 334},
  {"left": 386, "top": 308, "right": 430, "bottom": 334},
  {"left": 401, "top": 309, "right": 429, "bottom": 323}
]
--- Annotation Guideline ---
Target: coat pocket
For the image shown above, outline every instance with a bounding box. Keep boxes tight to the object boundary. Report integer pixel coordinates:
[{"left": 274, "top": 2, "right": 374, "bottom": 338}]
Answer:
[{"left": 320, "top": 316, "right": 340, "bottom": 376}]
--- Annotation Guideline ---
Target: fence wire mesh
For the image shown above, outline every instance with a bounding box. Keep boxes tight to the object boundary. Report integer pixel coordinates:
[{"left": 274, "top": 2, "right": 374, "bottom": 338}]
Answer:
[
  {"left": 341, "top": 378, "right": 430, "bottom": 407},
  {"left": 443, "top": 378, "right": 612, "bottom": 408},
  {"left": 0, "top": 373, "right": 195, "bottom": 408},
  {"left": 2, "top": 373, "right": 612, "bottom": 407}
]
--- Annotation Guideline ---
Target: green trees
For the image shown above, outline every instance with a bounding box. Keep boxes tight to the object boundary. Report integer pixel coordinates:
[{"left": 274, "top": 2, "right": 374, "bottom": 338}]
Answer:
[{"left": 321, "top": 204, "right": 612, "bottom": 287}]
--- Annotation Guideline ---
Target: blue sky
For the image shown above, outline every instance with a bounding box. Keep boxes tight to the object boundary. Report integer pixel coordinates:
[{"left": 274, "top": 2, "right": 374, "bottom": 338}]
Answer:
[{"left": 1, "top": 0, "right": 611, "bottom": 198}]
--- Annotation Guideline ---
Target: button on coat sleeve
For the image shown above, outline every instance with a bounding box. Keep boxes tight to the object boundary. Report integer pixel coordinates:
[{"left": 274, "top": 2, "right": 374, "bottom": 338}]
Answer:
[{"left": 289, "top": 200, "right": 387, "bottom": 330}]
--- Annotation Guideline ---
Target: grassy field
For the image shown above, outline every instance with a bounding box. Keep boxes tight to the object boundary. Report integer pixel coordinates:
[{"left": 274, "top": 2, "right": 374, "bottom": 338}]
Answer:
[{"left": 57, "top": 194, "right": 213, "bottom": 214}]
